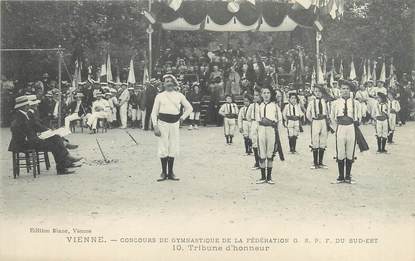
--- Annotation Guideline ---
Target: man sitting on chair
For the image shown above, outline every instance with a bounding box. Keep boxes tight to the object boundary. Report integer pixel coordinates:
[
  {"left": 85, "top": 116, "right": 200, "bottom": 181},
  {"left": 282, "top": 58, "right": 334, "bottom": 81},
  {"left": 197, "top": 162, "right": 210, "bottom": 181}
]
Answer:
[
  {"left": 64, "top": 92, "right": 88, "bottom": 132},
  {"left": 8, "top": 95, "right": 82, "bottom": 175},
  {"left": 86, "top": 91, "right": 110, "bottom": 133}
]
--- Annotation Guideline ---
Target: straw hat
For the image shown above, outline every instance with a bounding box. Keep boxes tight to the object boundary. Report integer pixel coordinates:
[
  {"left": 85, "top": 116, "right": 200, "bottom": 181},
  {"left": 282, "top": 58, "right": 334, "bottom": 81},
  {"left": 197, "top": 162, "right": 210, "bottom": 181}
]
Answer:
[{"left": 14, "top": 96, "right": 31, "bottom": 109}]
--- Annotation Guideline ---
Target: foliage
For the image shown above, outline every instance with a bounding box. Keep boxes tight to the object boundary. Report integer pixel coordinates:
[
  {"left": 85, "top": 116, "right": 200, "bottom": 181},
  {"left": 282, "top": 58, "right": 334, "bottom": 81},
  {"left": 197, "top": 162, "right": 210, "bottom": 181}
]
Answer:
[{"left": 1, "top": 0, "right": 414, "bottom": 84}]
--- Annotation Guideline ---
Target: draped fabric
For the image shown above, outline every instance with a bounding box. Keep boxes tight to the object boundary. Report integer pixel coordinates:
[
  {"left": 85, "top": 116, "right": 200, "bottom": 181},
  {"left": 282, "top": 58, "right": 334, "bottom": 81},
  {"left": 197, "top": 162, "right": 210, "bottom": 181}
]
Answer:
[{"left": 151, "top": 1, "right": 318, "bottom": 32}]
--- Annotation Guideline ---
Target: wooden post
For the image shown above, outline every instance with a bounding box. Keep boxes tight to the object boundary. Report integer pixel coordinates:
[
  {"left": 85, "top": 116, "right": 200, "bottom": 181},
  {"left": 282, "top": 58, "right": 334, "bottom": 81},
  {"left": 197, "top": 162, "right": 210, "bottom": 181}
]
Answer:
[{"left": 58, "top": 45, "right": 62, "bottom": 128}]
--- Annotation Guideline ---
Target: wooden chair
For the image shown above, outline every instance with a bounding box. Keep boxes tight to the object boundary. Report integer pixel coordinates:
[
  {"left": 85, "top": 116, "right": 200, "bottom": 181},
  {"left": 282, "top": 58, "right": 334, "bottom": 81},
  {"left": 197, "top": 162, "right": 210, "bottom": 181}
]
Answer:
[
  {"left": 97, "top": 118, "right": 108, "bottom": 133},
  {"left": 35, "top": 150, "right": 50, "bottom": 175},
  {"left": 12, "top": 149, "right": 38, "bottom": 179},
  {"left": 69, "top": 119, "right": 83, "bottom": 133}
]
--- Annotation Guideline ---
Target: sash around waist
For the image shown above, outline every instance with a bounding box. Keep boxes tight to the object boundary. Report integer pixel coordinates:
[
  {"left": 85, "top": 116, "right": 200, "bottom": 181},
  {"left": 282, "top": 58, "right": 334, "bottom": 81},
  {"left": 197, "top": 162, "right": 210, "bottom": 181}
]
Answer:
[
  {"left": 313, "top": 115, "right": 327, "bottom": 120},
  {"left": 158, "top": 113, "right": 181, "bottom": 123},
  {"left": 286, "top": 116, "right": 300, "bottom": 121},
  {"left": 337, "top": 116, "right": 354, "bottom": 125}
]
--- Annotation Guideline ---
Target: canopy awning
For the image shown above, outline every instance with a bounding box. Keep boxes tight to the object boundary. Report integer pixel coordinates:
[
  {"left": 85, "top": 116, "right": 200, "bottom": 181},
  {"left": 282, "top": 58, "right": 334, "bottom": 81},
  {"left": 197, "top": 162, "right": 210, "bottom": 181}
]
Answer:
[{"left": 151, "top": 1, "right": 322, "bottom": 32}]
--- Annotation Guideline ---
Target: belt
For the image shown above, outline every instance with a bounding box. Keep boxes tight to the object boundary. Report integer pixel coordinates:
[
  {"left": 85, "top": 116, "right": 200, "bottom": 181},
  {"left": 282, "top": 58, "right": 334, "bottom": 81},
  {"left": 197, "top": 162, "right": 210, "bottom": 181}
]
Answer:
[
  {"left": 376, "top": 116, "right": 387, "bottom": 121},
  {"left": 287, "top": 116, "right": 300, "bottom": 121},
  {"left": 313, "top": 115, "right": 326, "bottom": 120},
  {"left": 337, "top": 116, "right": 354, "bottom": 125},
  {"left": 225, "top": 114, "right": 238, "bottom": 119}
]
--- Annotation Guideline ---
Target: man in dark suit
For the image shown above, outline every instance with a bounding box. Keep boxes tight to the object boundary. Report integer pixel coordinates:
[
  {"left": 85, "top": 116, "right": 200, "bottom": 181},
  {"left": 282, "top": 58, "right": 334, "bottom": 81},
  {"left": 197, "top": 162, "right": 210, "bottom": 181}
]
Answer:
[
  {"left": 64, "top": 92, "right": 88, "bottom": 131},
  {"left": 8, "top": 96, "right": 82, "bottom": 175},
  {"left": 144, "top": 80, "right": 159, "bottom": 130}
]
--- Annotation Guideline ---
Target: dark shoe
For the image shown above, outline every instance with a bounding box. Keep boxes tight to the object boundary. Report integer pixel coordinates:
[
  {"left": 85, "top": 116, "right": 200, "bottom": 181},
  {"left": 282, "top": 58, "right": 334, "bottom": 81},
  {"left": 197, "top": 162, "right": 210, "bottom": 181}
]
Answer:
[
  {"left": 66, "top": 163, "right": 82, "bottom": 168},
  {"left": 157, "top": 172, "right": 167, "bottom": 182},
  {"left": 65, "top": 143, "right": 79, "bottom": 150},
  {"left": 319, "top": 164, "right": 328, "bottom": 169},
  {"left": 168, "top": 173, "right": 180, "bottom": 181},
  {"left": 67, "top": 155, "right": 83, "bottom": 163},
  {"left": 57, "top": 169, "right": 75, "bottom": 175}
]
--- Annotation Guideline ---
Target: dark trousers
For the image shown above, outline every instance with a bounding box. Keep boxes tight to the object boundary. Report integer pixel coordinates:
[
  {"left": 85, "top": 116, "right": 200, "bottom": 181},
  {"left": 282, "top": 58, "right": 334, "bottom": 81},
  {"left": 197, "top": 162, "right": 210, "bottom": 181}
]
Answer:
[
  {"left": 144, "top": 107, "right": 153, "bottom": 130},
  {"left": 35, "top": 135, "right": 68, "bottom": 169}
]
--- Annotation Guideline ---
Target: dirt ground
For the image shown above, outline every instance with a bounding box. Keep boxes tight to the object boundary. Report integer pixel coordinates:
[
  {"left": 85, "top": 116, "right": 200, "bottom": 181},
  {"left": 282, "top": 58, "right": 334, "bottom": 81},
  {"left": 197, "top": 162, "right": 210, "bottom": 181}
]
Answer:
[{"left": 1, "top": 122, "right": 414, "bottom": 261}]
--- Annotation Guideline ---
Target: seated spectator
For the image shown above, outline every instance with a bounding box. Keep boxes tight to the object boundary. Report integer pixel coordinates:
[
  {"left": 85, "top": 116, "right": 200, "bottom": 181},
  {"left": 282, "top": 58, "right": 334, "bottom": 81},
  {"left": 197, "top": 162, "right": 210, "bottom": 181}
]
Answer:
[
  {"left": 86, "top": 92, "right": 111, "bottom": 134},
  {"left": 8, "top": 95, "right": 82, "bottom": 175},
  {"left": 64, "top": 92, "right": 88, "bottom": 131}
]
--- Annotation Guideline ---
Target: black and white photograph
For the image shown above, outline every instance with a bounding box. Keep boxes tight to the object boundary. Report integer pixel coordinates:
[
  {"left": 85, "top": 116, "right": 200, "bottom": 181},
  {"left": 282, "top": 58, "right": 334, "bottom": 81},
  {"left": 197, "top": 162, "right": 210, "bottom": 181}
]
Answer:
[{"left": 0, "top": 0, "right": 414, "bottom": 260}]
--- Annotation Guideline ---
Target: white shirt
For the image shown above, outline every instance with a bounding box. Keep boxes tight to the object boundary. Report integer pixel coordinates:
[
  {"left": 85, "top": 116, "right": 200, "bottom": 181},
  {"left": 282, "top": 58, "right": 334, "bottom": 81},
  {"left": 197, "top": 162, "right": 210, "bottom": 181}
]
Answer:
[
  {"left": 283, "top": 103, "right": 303, "bottom": 120},
  {"left": 259, "top": 101, "right": 281, "bottom": 122},
  {"left": 19, "top": 110, "right": 29, "bottom": 120},
  {"left": 151, "top": 91, "right": 193, "bottom": 125},
  {"left": 53, "top": 101, "right": 60, "bottom": 117},
  {"left": 219, "top": 102, "right": 239, "bottom": 116},
  {"left": 119, "top": 89, "right": 130, "bottom": 106},
  {"left": 92, "top": 99, "right": 110, "bottom": 113},
  {"left": 330, "top": 97, "right": 362, "bottom": 126},
  {"left": 74, "top": 101, "right": 81, "bottom": 113},
  {"left": 306, "top": 98, "right": 328, "bottom": 121},
  {"left": 246, "top": 102, "right": 260, "bottom": 122}
]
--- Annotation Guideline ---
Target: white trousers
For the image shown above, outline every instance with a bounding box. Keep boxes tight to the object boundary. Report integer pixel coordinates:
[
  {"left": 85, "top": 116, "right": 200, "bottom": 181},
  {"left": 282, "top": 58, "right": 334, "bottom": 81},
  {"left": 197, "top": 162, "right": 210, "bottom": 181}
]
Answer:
[
  {"left": 87, "top": 111, "right": 109, "bottom": 130},
  {"left": 112, "top": 108, "right": 117, "bottom": 123},
  {"left": 389, "top": 113, "right": 396, "bottom": 131},
  {"left": 287, "top": 119, "right": 300, "bottom": 137},
  {"left": 258, "top": 125, "right": 275, "bottom": 159},
  {"left": 376, "top": 119, "right": 389, "bottom": 138},
  {"left": 64, "top": 113, "right": 80, "bottom": 130},
  {"left": 141, "top": 109, "right": 146, "bottom": 129},
  {"left": 335, "top": 124, "right": 356, "bottom": 161},
  {"left": 120, "top": 103, "right": 128, "bottom": 128},
  {"left": 249, "top": 121, "right": 259, "bottom": 148},
  {"left": 223, "top": 118, "right": 236, "bottom": 136},
  {"left": 131, "top": 108, "right": 142, "bottom": 121},
  {"left": 241, "top": 120, "right": 250, "bottom": 137},
  {"left": 157, "top": 120, "right": 180, "bottom": 158},
  {"left": 311, "top": 119, "right": 328, "bottom": 149},
  {"left": 189, "top": 112, "right": 200, "bottom": 121}
]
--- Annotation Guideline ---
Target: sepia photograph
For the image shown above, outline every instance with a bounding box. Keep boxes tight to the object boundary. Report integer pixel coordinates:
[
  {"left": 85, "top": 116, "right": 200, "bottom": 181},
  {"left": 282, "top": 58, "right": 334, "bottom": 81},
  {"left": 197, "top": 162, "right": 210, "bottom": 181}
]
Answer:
[{"left": 0, "top": 0, "right": 414, "bottom": 260}]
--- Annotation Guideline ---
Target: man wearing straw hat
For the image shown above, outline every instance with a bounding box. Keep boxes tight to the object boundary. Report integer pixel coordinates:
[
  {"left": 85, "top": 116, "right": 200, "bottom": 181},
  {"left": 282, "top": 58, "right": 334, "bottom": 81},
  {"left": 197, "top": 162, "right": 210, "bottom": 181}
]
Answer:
[
  {"left": 86, "top": 91, "right": 110, "bottom": 134},
  {"left": 64, "top": 92, "right": 88, "bottom": 131},
  {"left": 8, "top": 95, "right": 82, "bottom": 175},
  {"left": 151, "top": 74, "right": 193, "bottom": 181}
]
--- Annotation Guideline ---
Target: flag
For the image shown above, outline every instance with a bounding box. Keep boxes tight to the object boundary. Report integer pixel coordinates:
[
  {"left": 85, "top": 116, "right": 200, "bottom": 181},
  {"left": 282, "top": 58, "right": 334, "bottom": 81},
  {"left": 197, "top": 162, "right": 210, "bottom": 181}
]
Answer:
[
  {"left": 360, "top": 59, "right": 367, "bottom": 84},
  {"left": 379, "top": 59, "right": 386, "bottom": 82},
  {"left": 107, "top": 53, "right": 113, "bottom": 82},
  {"left": 168, "top": 0, "right": 183, "bottom": 11},
  {"left": 100, "top": 62, "right": 107, "bottom": 83},
  {"left": 372, "top": 60, "right": 377, "bottom": 83},
  {"left": 336, "top": 0, "right": 345, "bottom": 16},
  {"left": 87, "top": 65, "right": 92, "bottom": 81},
  {"left": 143, "top": 65, "right": 149, "bottom": 84},
  {"left": 311, "top": 66, "right": 316, "bottom": 88},
  {"left": 389, "top": 59, "right": 396, "bottom": 88},
  {"left": 329, "top": 0, "right": 338, "bottom": 19},
  {"left": 127, "top": 58, "right": 136, "bottom": 84},
  {"left": 339, "top": 58, "right": 344, "bottom": 79},
  {"left": 329, "top": 58, "right": 335, "bottom": 87},
  {"left": 349, "top": 58, "right": 356, "bottom": 80},
  {"left": 317, "top": 61, "right": 325, "bottom": 84}
]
